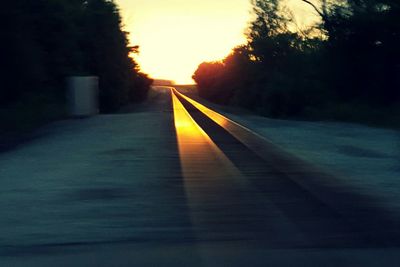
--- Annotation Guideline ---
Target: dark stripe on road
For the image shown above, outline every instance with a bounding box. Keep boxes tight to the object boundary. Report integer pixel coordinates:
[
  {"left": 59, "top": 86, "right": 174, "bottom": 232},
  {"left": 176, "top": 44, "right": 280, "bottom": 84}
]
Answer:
[{"left": 173, "top": 88, "right": 400, "bottom": 248}]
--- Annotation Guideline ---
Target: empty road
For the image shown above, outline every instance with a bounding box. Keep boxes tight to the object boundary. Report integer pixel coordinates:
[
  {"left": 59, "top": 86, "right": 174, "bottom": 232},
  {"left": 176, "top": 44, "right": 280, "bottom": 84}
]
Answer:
[{"left": 1, "top": 86, "right": 399, "bottom": 266}]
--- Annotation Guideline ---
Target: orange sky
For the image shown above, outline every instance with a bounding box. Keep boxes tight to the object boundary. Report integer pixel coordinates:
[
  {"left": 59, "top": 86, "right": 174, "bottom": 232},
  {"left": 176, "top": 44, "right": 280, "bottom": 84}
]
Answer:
[
  {"left": 115, "top": 0, "right": 319, "bottom": 84},
  {"left": 115, "top": 0, "right": 251, "bottom": 84}
]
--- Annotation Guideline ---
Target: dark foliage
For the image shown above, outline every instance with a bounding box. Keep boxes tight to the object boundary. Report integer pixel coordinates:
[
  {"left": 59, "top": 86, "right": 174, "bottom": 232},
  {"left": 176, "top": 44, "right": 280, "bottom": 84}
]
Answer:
[
  {"left": 193, "top": 0, "right": 400, "bottom": 125},
  {"left": 1, "top": 0, "right": 152, "bottom": 115}
]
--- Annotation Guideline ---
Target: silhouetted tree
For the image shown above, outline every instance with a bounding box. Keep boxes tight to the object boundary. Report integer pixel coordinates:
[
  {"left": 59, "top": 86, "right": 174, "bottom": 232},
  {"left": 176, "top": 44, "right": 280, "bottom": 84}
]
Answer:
[
  {"left": 193, "top": 0, "right": 400, "bottom": 125},
  {"left": 1, "top": 0, "right": 151, "bottom": 115}
]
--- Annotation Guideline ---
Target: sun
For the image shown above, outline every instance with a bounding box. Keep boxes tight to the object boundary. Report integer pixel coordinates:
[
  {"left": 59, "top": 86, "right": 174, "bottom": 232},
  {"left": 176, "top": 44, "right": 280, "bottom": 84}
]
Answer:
[{"left": 116, "top": 0, "right": 251, "bottom": 84}]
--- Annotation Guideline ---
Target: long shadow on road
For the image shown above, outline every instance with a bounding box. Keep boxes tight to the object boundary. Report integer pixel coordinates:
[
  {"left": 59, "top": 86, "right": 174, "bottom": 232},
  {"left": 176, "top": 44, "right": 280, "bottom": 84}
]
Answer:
[{"left": 176, "top": 92, "right": 400, "bottom": 249}]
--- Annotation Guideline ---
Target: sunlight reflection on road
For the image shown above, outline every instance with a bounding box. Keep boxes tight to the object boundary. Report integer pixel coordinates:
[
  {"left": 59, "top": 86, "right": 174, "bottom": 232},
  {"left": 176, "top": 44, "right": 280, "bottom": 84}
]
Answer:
[
  {"left": 171, "top": 87, "right": 239, "bottom": 183},
  {"left": 171, "top": 88, "right": 251, "bottom": 242},
  {"left": 173, "top": 89, "right": 230, "bottom": 129}
]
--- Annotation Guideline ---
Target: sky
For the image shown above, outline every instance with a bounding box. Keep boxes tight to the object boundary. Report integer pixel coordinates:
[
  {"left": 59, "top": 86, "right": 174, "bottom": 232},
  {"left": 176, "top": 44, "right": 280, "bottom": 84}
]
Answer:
[
  {"left": 115, "top": 0, "right": 252, "bottom": 84},
  {"left": 115, "top": 0, "right": 319, "bottom": 84}
]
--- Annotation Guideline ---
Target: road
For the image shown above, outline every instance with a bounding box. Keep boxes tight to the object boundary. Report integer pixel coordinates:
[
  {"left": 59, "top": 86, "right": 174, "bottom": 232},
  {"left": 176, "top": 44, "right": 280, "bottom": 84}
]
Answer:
[{"left": 1, "top": 86, "right": 399, "bottom": 266}]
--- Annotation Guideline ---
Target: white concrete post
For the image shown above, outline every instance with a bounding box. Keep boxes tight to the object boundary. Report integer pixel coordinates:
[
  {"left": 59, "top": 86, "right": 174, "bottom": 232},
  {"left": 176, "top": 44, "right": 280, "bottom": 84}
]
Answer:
[{"left": 67, "top": 76, "right": 99, "bottom": 117}]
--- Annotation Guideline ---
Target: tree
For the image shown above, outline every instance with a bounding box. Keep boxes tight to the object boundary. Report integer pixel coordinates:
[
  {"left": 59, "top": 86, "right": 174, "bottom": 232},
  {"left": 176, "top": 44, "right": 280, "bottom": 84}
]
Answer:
[
  {"left": 0, "top": 0, "right": 152, "bottom": 114},
  {"left": 300, "top": 0, "right": 400, "bottom": 103},
  {"left": 80, "top": 0, "right": 152, "bottom": 111},
  {"left": 193, "top": 0, "right": 399, "bottom": 124}
]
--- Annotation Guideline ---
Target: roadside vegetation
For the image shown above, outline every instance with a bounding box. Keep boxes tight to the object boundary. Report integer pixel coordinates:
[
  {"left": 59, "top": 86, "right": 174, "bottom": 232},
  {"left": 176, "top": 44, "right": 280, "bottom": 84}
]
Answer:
[
  {"left": 1, "top": 0, "right": 152, "bottom": 135},
  {"left": 193, "top": 0, "right": 400, "bottom": 128}
]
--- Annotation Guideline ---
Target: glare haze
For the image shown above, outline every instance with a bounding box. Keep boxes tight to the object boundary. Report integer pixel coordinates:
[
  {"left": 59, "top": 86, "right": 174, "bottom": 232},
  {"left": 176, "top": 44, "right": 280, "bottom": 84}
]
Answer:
[{"left": 116, "top": 0, "right": 251, "bottom": 84}]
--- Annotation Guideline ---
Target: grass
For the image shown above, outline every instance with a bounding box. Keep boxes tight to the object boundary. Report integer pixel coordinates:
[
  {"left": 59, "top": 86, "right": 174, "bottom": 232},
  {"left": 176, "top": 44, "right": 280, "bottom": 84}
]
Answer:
[
  {"left": 301, "top": 103, "right": 400, "bottom": 130},
  {"left": 0, "top": 93, "right": 67, "bottom": 135}
]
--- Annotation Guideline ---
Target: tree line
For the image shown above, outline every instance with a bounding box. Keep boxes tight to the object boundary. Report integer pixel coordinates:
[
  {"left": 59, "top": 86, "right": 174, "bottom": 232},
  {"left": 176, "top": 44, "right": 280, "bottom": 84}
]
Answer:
[
  {"left": 193, "top": 0, "right": 399, "bottom": 126},
  {"left": 1, "top": 0, "right": 152, "bottom": 117}
]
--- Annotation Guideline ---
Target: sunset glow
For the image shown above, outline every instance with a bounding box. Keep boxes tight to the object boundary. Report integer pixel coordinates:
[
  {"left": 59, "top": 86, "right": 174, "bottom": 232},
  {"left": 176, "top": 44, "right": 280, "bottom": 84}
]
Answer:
[{"left": 116, "top": 0, "right": 251, "bottom": 84}]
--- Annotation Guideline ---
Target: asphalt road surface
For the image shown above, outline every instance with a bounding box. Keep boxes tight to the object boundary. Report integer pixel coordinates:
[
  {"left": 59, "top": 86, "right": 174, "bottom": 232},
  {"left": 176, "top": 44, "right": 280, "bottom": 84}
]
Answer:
[{"left": 1, "top": 86, "right": 399, "bottom": 266}]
